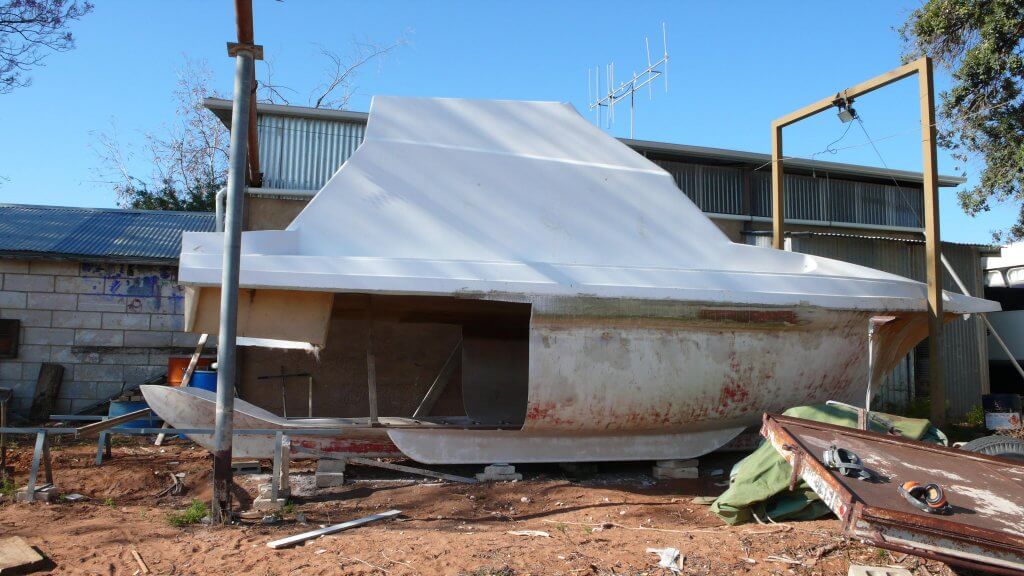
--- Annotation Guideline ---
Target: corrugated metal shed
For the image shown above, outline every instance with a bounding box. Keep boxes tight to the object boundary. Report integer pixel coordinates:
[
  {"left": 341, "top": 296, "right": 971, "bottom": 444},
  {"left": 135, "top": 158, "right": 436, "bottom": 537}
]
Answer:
[
  {"left": 746, "top": 231, "right": 991, "bottom": 419},
  {"left": 258, "top": 115, "right": 365, "bottom": 190},
  {"left": 0, "top": 204, "right": 215, "bottom": 263}
]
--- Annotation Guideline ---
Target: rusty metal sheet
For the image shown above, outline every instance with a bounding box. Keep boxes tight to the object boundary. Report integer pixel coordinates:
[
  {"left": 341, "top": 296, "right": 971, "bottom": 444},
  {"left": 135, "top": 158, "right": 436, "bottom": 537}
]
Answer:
[{"left": 762, "top": 414, "right": 1024, "bottom": 575}]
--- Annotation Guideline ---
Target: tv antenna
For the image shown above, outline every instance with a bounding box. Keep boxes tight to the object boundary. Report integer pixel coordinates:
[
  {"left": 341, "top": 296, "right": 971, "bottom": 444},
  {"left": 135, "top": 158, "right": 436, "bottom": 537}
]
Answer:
[{"left": 588, "top": 22, "right": 669, "bottom": 139}]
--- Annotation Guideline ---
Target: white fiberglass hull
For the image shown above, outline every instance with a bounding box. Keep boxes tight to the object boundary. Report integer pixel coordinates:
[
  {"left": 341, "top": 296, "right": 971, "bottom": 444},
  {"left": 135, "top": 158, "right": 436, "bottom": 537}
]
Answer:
[
  {"left": 387, "top": 303, "right": 929, "bottom": 464},
  {"left": 140, "top": 385, "right": 402, "bottom": 459}
]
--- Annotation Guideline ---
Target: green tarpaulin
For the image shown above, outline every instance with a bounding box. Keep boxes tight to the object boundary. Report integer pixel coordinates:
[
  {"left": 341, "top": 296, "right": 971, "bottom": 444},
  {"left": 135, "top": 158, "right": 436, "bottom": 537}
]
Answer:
[{"left": 711, "top": 404, "right": 946, "bottom": 525}]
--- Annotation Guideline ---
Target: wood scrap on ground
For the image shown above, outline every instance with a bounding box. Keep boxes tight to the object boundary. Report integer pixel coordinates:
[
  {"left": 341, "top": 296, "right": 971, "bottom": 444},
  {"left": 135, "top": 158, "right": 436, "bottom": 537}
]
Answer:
[
  {"left": 130, "top": 549, "right": 149, "bottom": 574},
  {"left": 267, "top": 510, "right": 401, "bottom": 549}
]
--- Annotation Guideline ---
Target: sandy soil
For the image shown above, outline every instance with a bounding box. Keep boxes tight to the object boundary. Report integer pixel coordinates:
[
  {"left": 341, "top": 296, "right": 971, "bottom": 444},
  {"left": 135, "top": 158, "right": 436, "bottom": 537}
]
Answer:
[{"left": 0, "top": 437, "right": 959, "bottom": 575}]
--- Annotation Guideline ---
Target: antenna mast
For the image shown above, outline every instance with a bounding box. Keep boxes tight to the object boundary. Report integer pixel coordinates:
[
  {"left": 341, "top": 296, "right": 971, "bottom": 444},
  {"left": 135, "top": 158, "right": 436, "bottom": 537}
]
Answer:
[{"left": 589, "top": 22, "right": 669, "bottom": 139}]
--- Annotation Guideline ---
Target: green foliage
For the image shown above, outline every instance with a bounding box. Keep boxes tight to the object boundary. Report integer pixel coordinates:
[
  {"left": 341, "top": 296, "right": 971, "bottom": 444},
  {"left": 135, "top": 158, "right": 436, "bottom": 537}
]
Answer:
[
  {"left": 120, "top": 176, "right": 221, "bottom": 212},
  {"left": 901, "top": 0, "right": 1024, "bottom": 242},
  {"left": 964, "top": 404, "right": 986, "bottom": 428},
  {"left": 281, "top": 501, "right": 296, "bottom": 515},
  {"left": 167, "top": 499, "right": 208, "bottom": 527},
  {"left": 103, "top": 497, "right": 116, "bottom": 507},
  {"left": 0, "top": 476, "right": 14, "bottom": 498}
]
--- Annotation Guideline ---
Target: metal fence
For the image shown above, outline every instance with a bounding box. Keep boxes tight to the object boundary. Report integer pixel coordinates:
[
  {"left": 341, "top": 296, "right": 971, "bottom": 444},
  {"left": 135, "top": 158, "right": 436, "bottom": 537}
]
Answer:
[{"left": 747, "top": 233, "right": 989, "bottom": 418}]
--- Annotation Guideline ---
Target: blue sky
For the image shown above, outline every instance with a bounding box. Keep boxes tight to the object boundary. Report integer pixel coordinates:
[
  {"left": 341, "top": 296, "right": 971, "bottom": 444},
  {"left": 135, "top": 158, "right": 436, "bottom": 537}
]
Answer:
[{"left": 0, "top": 0, "right": 1016, "bottom": 244}]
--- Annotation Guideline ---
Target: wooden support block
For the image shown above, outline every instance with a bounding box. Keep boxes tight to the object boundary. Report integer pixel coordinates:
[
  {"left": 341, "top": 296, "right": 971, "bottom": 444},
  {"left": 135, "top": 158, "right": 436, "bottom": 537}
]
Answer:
[{"left": 29, "top": 363, "right": 63, "bottom": 423}]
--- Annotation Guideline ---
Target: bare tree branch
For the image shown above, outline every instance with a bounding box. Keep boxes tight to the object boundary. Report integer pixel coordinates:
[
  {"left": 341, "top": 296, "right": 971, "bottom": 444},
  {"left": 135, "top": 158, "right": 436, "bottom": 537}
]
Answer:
[
  {"left": 309, "top": 34, "right": 407, "bottom": 109},
  {"left": 0, "top": 0, "right": 93, "bottom": 94}
]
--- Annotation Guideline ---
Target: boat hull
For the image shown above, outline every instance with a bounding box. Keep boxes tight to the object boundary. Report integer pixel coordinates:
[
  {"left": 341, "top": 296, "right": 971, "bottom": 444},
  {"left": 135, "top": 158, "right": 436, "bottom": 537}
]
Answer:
[
  {"left": 140, "top": 385, "right": 402, "bottom": 459},
  {"left": 389, "top": 302, "right": 930, "bottom": 463}
]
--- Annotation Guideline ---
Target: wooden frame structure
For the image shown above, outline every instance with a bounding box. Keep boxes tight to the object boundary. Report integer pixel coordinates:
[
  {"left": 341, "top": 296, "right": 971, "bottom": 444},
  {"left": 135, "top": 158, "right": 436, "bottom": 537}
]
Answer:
[{"left": 771, "top": 57, "right": 946, "bottom": 425}]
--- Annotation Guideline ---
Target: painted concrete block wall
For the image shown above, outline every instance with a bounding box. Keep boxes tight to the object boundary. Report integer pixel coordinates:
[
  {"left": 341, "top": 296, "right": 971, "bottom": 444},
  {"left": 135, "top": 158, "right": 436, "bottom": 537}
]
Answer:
[{"left": 0, "top": 258, "right": 202, "bottom": 416}]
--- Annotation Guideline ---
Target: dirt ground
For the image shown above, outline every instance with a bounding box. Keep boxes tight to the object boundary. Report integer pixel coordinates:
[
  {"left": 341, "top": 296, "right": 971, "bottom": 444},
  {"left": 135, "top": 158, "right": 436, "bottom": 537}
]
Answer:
[{"left": 0, "top": 437, "right": 961, "bottom": 576}]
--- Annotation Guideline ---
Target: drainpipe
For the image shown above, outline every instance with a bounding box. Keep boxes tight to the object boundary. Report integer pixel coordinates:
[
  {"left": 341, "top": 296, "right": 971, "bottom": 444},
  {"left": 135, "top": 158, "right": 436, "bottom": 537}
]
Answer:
[
  {"left": 212, "top": 0, "right": 261, "bottom": 523},
  {"left": 215, "top": 187, "right": 226, "bottom": 232}
]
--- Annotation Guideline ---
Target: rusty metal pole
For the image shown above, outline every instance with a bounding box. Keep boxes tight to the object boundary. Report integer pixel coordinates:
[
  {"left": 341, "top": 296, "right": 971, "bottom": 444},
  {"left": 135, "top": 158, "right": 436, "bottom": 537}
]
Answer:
[
  {"left": 211, "top": 47, "right": 253, "bottom": 524},
  {"left": 918, "top": 57, "right": 946, "bottom": 426}
]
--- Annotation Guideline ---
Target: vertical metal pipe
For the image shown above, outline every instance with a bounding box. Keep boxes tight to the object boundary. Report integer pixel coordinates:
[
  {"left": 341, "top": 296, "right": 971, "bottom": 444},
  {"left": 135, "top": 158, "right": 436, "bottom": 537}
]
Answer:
[
  {"left": 212, "top": 49, "right": 254, "bottom": 524},
  {"left": 215, "top": 187, "right": 226, "bottom": 233}
]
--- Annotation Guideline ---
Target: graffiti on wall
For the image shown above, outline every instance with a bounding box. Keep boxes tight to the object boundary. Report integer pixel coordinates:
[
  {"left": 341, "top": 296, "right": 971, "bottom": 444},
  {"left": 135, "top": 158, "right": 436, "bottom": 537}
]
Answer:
[{"left": 80, "top": 263, "right": 185, "bottom": 314}]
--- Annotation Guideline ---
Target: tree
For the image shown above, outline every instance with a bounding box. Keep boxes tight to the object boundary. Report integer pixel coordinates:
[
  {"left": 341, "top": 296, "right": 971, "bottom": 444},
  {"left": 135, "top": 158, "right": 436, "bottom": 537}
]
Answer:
[
  {"left": 97, "top": 36, "right": 406, "bottom": 212},
  {"left": 1, "top": 0, "right": 93, "bottom": 94},
  {"left": 94, "top": 58, "right": 228, "bottom": 212},
  {"left": 900, "top": 0, "right": 1024, "bottom": 242}
]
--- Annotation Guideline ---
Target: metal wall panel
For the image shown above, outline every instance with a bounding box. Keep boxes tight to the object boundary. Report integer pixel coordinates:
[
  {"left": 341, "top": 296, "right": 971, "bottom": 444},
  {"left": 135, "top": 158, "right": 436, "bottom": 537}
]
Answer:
[
  {"left": 746, "top": 171, "right": 923, "bottom": 228},
  {"left": 258, "top": 114, "right": 366, "bottom": 190},
  {"left": 776, "top": 234, "right": 988, "bottom": 419}
]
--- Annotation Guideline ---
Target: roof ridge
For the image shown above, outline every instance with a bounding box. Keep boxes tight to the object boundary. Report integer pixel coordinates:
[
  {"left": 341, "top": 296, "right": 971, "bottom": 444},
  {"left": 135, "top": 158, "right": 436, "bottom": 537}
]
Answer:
[{"left": 0, "top": 202, "right": 215, "bottom": 217}]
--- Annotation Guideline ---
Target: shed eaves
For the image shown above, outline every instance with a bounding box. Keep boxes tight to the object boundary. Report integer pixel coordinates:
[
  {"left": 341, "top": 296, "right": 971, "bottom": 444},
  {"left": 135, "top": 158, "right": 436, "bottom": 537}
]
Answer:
[{"left": 0, "top": 204, "right": 215, "bottom": 263}]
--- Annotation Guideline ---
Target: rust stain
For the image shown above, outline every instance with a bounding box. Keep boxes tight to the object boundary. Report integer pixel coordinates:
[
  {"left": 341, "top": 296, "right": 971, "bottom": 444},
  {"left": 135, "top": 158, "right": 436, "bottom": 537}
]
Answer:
[
  {"left": 291, "top": 437, "right": 401, "bottom": 455},
  {"left": 699, "top": 309, "right": 798, "bottom": 324}
]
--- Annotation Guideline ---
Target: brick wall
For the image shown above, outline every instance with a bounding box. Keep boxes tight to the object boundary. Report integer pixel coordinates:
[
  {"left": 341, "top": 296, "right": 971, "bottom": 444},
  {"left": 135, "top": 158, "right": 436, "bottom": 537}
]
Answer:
[{"left": 0, "top": 258, "right": 203, "bottom": 416}]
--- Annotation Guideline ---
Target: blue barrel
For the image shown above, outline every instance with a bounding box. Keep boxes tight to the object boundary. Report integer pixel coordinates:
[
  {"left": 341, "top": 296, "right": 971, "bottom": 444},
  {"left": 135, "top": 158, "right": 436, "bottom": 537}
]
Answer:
[
  {"left": 189, "top": 370, "right": 218, "bottom": 392},
  {"left": 108, "top": 400, "right": 161, "bottom": 429}
]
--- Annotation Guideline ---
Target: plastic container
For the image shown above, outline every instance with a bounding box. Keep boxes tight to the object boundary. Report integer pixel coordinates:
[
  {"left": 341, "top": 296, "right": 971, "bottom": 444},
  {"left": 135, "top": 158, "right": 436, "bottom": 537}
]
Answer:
[
  {"left": 108, "top": 400, "right": 161, "bottom": 429},
  {"left": 167, "top": 357, "right": 213, "bottom": 386},
  {"left": 189, "top": 370, "right": 218, "bottom": 392}
]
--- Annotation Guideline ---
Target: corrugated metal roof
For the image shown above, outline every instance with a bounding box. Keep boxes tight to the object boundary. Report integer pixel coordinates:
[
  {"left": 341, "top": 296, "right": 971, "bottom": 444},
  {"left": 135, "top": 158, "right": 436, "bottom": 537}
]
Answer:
[{"left": 0, "top": 204, "right": 215, "bottom": 262}]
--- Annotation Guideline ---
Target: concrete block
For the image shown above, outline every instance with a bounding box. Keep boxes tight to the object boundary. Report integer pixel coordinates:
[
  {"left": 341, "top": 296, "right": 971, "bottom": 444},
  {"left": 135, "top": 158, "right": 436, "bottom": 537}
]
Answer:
[
  {"left": 655, "top": 459, "right": 699, "bottom": 469},
  {"left": 3, "top": 274, "right": 53, "bottom": 292},
  {"left": 53, "top": 398, "right": 73, "bottom": 414},
  {"left": 653, "top": 460, "right": 699, "bottom": 480},
  {"left": 74, "top": 363, "right": 123, "bottom": 383},
  {"left": 0, "top": 290, "right": 27, "bottom": 308},
  {"left": 0, "top": 260, "right": 29, "bottom": 273},
  {"left": 475, "top": 464, "right": 522, "bottom": 482},
  {"left": 27, "top": 292, "right": 78, "bottom": 311},
  {"left": 22, "top": 327, "right": 74, "bottom": 346},
  {"left": 97, "top": 382, "right": 127, "bottom": 399},
  {"left": 0, "top": 362, "right": 22, "bottom": 380},
  {"left": 49, "top": 346, "right": 83, "bottom": 363},
  {"left": 59, "top": 381, "right": 97, "bottom": 399},
  {"left": 51, "top": 310, "right": 102, "bottom": 329},
  {"left": 149, "top": 350, "right": 171, "bottom": 367},
  {"left": 253, "top": 496, "right": 288, "bottom": 511},
  {"left": 149, "top": 314, "right": 183, "bottom": 331},
  {"left": 316, "top": 459, "right": 347, "bottom": 487},
  {"left": 125, "top": 297, "right": 168, "bottom": 314},
  {"left": 74, "top": 329, "right": 124, "bottom": 347},
  {"left": 99, "top": 349, "right": 150, "bottom": 365},
  {"left": 124, "top": 330, "right": 172, "bottom": 347},
  {"left": 29, "top": 261, "right": 80, "bottom": 275},
  {"left": 76, "top": 294, "right": 125, "bottom": 312},
  {"left": 171, "top": 331, "right": 201, "bottom": 347},
  {"left": 54, "top": 276, "right": 103, "bottom": 294},
  {"left": 1, "top": 308, "right": 52, "bottom": 327},
  {"left": 101, "top": 313, "right": 150, "bottom": 330},
  {"left": 69, "top": 398, "right": 99, "bottom": 412},
  {"left": 15, "top": 344, "right": 50, "bottom": 362},
  {"left": 124, "top": 364, "right": 164, "bottom": 383},
  {"left": 20, "top": 362, "right": 41, "bottom": 381},
  {"left": 160, "top": 283, "right": 184, "bottom": 298}
]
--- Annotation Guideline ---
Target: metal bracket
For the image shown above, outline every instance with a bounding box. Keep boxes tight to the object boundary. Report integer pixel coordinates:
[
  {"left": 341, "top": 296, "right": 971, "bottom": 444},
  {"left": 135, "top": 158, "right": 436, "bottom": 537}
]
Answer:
[
  {"left": 26, "top": 431, "right": 53, "bottom": 500},
  {"left": 271, "top": 431, "right": 291, "bottom": 501},
  {"left": 227, "top": 42, "right": 264, "bottom": 60}
]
